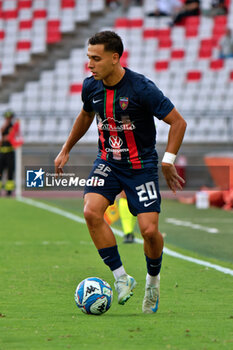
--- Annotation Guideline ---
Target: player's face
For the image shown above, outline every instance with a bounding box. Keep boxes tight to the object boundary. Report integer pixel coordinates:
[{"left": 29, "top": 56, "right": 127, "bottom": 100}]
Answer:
[{"left": 87, "top": 44, "right": 119, "bottom": 82}]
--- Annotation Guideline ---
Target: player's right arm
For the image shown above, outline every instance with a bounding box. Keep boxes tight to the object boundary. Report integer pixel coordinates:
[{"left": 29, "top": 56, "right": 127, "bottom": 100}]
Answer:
[{"left": 54, "top": 108, "right": 95, "bottom": 175}]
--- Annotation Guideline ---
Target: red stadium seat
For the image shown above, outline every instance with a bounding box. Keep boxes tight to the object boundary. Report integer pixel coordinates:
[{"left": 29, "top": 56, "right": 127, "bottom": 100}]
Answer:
[
  {"left": 155, "top": 61, "right": 169, "bottom": 71},
  {"left": 130, "top": 19, "right": 143, "bottom": 27},
  {"left": 199, "top": 46, "right": 212, "bottom": 59},
  {"left": 201, "top": 38, "right": 218, "bottom": 48},
  {"left": 199, "top": 38, "right": 216, "bottom": 59},
  {"left": 17, "top": 41, "right": 31, "bottom": 50},
  {"left": 184, "top": 15, "right": 200, "bottom": 37},
  {"left": 61, "top": 0, "right": 75, "bottom": 8},
  {"left": 33, "top": 9, "right": 47, "bottom": 19},
  {"left": 213, "top": 26, "right": 227, "bottom": 40},
  {"left": 69, "top": 83, "right": 82, "bottom": 94},
  {"left": 212, "top": 15, "right": 227, "bottom": 41},
  {"left": 3, "top": 9, "right": 18, "bottom": 19},
  {"left": 213, "top": 15, "right": 227, "bottom": 27},
  {"left": 120, "top": 51, "right": 129, "bottom": 67},
  {"left": 184, "top": 16, "right": 200, "bottom": 27},
  {"left": 185, "top": 26, "right": 198, "bottom": 37},
  {"left": 0, "top": 30, "right": 5, "bottom": 40},
  {"left": 186, "top": 71, "right": 202, "bottom": 81},
  {"left": 171, "top": 49, "right": 185, "bottom": 59},
  {"left": 114, "top": 18, "right": 130, "bottom": 28},
  {"left": 18, "top": 0, "right": 32, "bottom": 9},
  {"left": 19, "top": 20, "right": 33, "bottom": 29},
  {"left": 158, "top": 38, "right": 172, "bottom": 49},
  {"left": 47, "top": 32, "right": 61, "bottom": 44},
  {"left": 47, "top": 20, "right": 61, "bottom": 44},
  {"left": 210, "top": 59, "right": 224, "bottom": 70},
  {"left": 157, "top": 28, "right": 171, "bottom": 39},
  {"left": 143, "top": 29, "right": 159, "bottom": 39}
]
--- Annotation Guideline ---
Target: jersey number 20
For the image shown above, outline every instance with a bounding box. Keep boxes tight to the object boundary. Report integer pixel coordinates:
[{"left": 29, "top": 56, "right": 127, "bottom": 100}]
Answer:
[{"left": 136, "top": 181, "right": 157, "bottom": 202}]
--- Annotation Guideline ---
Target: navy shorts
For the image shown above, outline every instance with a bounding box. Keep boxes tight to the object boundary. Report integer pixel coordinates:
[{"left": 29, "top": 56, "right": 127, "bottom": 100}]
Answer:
[{"left": 84, "top": 158, "right": 161, "bottom": 216}]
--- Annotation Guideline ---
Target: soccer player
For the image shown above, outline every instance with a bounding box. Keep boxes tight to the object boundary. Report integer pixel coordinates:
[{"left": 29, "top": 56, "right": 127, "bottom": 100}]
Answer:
[{"left": 55, "top": 31, "right": 187, "bottom": 314}]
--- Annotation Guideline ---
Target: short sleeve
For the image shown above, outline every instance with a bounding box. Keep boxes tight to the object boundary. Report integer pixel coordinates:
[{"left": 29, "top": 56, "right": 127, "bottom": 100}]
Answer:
[
  {"left": 141, "top": 79, "right": 174, "bottom": 120},
  {"left": 82, "top": 79, "right": 94, "bottom": 113}
]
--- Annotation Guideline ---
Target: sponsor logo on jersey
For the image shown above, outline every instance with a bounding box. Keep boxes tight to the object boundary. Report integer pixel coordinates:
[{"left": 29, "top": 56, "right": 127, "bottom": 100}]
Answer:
[
  {"left": 106, "top": 136, "right": 129, "bottom": 153},
  {"left": 93, "top": 98, "right": 102, "bottom": 104},
  {"left": 119, "top": 97, "right": 129, "bottom": 110},
  {"left": 105, "top": 148, "right": 129, "bottom": 153},
  {"left": 97, "top": 116, "right": 135, "bottom": 132},
  {"left": 109, "top": 135, "right": 123, "bottom": 149}
]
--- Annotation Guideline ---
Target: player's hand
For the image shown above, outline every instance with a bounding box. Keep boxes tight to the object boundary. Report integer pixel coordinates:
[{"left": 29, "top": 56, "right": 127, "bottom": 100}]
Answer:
[
  {"left": 162, "top": 163, "right": 185, "bottom": 194},
  {"left": 54, "top": 148, "right": 69, "bottom": 177}
]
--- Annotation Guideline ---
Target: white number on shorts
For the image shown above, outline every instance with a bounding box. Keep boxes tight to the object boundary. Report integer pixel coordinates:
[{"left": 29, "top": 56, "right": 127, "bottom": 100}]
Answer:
[
  {"left": 136, "top": 181, "right": 157, "bottom": 202},
  {"left": 94, "top": 164, "right": 111, "bottom": 177}
]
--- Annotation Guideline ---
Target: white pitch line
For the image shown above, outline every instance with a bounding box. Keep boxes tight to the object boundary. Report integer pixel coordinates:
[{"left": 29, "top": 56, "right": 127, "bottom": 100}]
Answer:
[
  {"left": 166, "top": 218, "right": 219, "bottom": 234},
  {"left": 17, "top": 196, "right": 233, "bottom": 277}
]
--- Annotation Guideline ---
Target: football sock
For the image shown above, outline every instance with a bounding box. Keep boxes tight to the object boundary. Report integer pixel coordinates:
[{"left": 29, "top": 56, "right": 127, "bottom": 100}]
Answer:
[
  {"left": 146, "top": 273, "right": 159, "bottom": 286},
  {"left": 145, "top": 252, "right": 163, "bottom": 277},
  {"left": 98, "top": 245, "right": 123, "bottom": 272},
  {"left": 118, "top": 198, "right": 136, "bottom": 235},
  {"left": 112, "top": 265, "right": 127, "bottom": 281}
]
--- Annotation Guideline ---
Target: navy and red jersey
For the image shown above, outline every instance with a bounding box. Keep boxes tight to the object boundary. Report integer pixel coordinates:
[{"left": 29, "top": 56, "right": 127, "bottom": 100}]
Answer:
[{"left": 82, "top": 67, "right": 174, "bottom": 169}]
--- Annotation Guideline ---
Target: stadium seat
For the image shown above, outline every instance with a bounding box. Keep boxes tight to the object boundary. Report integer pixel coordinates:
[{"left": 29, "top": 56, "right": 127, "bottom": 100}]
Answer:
[
  {"left": 61, "top": 0, "right": 75, "bottom": 33},
  {"left": 40, "top": 118, "right": 58, "bottom": 141},
  {"left": 90, "top": 0, "right": 105, "bottom": 13},
  {"left": 127, "top": 6, "right": 143, "bottom": 19},
  {"left": 171, "top": 49, "right": 185, "bottom": 60},
  {"left": 154, "top": 61, "right": 169, "bottom": 71},
  {"left": 143, "top": 0, "right": 157, "bottom": 15},
  {"left": 143, "top": 29, "right": 158, "bottom": 39},
  {"left": 210, "top": 59, "right": 224, "bottom": 70},
  {"left": 186, "top": 70, "right": 202, "bottom": 82},
  {"left": 47, "top": 20, "right": 61, "bottom": 43},
  {"left": 0, "top": 0, "right": 101, "bottom": 83},
  {"left": 9, "top": 92, "right": 24, "bottom": 112},
  {"left": 69, "top": 83, "right": 82, "bottom": 94},
  {"left": 25, "top": 117, "right": 41, "bottom": 142}
]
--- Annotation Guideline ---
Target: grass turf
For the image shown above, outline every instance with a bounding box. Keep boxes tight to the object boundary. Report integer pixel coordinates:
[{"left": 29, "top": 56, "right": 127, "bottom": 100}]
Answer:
[{"left": 0, "top": 197, "right": 232, "bottom": 350}]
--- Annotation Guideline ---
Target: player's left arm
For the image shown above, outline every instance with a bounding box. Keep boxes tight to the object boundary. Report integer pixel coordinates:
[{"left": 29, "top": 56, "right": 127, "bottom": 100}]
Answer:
[{"left": 162, "top": 107, "right": 187, "bottom": 193}]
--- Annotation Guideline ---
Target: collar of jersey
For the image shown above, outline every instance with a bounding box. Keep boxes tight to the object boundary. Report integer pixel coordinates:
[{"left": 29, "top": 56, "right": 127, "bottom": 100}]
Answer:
[{"left": 102, "top": 67, "right": 128, "bottom": 90}]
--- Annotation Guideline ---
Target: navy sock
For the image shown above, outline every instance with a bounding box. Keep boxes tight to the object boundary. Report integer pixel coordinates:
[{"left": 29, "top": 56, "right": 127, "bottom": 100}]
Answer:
[
  {"left": 145, "top": 252, "right": 163, "bottom": 276},
  {"left": 98, "top": 245, "right": 122, "bottom": 271}
]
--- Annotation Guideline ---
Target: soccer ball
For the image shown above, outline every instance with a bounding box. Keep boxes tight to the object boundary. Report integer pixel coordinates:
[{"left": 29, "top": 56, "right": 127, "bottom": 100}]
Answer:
[{"left": 74, "top": 277, "right": 113, "bottom": 315}]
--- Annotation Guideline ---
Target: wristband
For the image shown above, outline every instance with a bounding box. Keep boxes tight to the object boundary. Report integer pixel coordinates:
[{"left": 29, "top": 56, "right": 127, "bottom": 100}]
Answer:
[{"left": 162, "top": 152, "right": 176, "bottom": 164}]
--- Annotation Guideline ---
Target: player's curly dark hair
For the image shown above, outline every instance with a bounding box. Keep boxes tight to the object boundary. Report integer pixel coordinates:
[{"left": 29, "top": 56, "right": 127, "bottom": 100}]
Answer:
[{"left": 88, "top": 31, "right": 124, "bottom": 58}]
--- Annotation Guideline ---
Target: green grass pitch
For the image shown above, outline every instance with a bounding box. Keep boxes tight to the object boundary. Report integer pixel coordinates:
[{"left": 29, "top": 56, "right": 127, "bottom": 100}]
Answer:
[{"left": 0, "top": 197, "right": 232, "bottom": 350}]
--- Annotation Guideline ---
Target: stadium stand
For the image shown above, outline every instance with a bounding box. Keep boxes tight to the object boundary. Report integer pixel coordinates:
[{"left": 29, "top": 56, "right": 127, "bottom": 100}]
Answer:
[
  {"left": 0, "top": 0, "right": 104, "bottom": 80},
  {"left": 0, "top": 0, "right": 232, "bottom": 144}
]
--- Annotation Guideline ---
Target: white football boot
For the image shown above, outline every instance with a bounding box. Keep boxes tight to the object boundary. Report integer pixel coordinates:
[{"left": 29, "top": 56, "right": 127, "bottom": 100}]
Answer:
[
  {"left": 114, "top": 274, "right": 137, "bottom": 305},
  {"left": 142, "top": 274, "right": 160, "bottom": 314}
]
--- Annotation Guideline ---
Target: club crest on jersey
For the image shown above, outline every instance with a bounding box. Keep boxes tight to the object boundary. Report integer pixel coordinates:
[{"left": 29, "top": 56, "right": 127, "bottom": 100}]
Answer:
[{"left": 119, "top": 97, "right": 129, "bottom": 110}]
